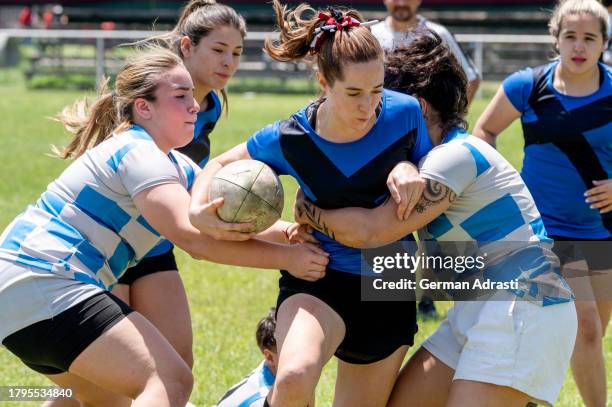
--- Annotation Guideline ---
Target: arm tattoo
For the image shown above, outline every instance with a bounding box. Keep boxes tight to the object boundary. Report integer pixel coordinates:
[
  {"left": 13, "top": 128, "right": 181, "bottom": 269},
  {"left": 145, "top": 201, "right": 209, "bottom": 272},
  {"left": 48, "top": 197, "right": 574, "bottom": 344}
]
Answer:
[
  {"left": 414, "top": 179, "right": 456, "bottom": 214},
  {"left": 300, "top": 200, "right": 336, "bottom": 240}
]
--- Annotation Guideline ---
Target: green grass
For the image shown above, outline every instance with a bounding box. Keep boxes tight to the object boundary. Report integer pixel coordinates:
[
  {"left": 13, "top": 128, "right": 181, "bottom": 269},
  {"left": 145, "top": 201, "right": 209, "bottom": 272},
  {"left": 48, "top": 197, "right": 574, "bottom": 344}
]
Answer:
[{"left": 0, "top": 77, "right": 609, "bottom": 407}]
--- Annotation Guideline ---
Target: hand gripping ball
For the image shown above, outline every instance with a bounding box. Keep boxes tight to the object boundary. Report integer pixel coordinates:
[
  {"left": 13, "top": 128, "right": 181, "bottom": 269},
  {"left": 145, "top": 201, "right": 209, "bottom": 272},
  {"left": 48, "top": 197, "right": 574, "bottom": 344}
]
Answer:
[{"left": 209, "top": 160, "right": 284, "bottom": 233}]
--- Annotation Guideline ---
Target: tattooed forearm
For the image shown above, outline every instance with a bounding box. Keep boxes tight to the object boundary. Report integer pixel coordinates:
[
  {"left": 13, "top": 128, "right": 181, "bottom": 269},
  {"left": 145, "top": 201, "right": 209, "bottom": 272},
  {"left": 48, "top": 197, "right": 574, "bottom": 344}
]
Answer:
[
  {"left": 414, "top": 179, "right": 456, "bottom": 214},
  {"left": 298, "top": 200, "right": 336, "bottom": 240}
]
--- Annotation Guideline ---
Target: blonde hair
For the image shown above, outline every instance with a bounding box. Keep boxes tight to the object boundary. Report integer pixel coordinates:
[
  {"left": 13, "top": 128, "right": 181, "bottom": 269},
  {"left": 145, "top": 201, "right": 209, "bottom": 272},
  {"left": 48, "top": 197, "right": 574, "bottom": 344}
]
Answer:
[
  {"left": 54, "top": 47, "right": 183, "bottom": 159},
  {"left": 549, "top": 0, "right": 610, "bottom": 41},
  {"left": 264, "top": 0, "right": 382, "bottom": 86},
  {"left": 137, "top": 0, "right": 247, "bottom": 113}
]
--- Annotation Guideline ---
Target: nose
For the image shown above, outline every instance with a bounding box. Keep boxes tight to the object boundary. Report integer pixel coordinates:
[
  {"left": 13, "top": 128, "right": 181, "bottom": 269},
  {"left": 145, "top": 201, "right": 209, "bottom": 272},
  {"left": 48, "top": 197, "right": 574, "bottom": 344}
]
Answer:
[
  {"left": 573, "top": 39, "right": 586, "bottom": 51},
  {"left": 222, "top": 52, "right": 232, "bottom": 67},
  {"left": 190, "top": 97, "right": 200, "bottom": 114}
]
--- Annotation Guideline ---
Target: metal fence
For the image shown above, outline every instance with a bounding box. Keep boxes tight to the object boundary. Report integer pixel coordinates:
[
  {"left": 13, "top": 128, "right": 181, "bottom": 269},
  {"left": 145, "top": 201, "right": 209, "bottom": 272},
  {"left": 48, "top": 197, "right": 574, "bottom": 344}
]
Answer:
[{"left": 0, "top": 28, "right": 554, "bottom": 87}]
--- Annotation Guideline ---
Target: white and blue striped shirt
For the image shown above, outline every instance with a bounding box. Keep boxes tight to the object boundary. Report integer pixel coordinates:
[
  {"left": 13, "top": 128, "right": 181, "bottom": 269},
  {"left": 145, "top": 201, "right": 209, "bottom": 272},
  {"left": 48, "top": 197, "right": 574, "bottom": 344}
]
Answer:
[
  {"left": 0, "top": 125, "right": 199, "bottom": 291},
  {"left": 417, "top": 128, "right": 573, "bottom": 305},
  {"left": 217, "top": 361, "right": 275, "bottom": 407}
]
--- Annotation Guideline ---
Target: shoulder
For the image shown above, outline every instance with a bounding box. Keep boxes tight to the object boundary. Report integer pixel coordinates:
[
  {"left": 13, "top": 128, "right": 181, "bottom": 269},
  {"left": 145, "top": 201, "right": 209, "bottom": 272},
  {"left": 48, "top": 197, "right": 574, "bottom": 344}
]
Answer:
[
  {"left": 370, "top": 20, "right": 391, "bottom": 37},
  {"left": 422, "top": 18, "right": 453, "bottom": 38}
]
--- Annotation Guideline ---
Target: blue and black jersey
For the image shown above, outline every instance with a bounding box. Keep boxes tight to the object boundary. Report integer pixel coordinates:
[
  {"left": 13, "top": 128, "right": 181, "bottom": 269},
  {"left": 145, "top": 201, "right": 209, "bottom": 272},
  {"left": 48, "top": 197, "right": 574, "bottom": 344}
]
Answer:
[
  {"left": 503, "top": 62, "right": 612, "bottom": 239},
  {"left": 178, "top": 91, "right": 223, "bottom": 168},
  {"left": 247, "top": 89, "right": 432, "bottom": 273},
  {"left": 145, "top": 91, "right": 223, "bottom": 258}
]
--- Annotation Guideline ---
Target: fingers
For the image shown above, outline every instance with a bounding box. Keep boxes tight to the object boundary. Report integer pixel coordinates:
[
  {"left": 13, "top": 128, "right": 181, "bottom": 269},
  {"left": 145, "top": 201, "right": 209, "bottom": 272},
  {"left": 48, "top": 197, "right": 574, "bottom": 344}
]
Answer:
[
  {"left": 403, "top": 187, "right": 422, "bottom": 221},
  {"left": 395, "top": 186, "right": 409, "bottom": 221},
  {"left": 304, "top": 242, "right": 329, "bottom": 258},
  {"left": 585, "top": 186, "right": 607, "bottom": 197},
  {"left": 387, "top": 177, "right": 402, "bottom": 205},
  {"left": 600, "top": 204, "right": 612, "bottom": 214},
  {"left": 299, "top": 232, "right": 319, "bottom": 244},
  {"left": 203, "top": 197, "right": 224, "bottom": 210}
]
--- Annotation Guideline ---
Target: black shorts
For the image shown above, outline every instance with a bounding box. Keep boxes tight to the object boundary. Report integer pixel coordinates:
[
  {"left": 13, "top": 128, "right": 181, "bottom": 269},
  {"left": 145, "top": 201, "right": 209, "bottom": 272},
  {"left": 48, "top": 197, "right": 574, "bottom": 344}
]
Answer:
[
  {"left": 550, "top": 236, "right": 612, "bottom": 271},
  {"left": 277, "top": 269, "right": 418, "bottom": 365},
  {"left": 117, "top": 248, "right": 178, "bottom": 285},
  {"left": 2, "top": 292, "right": 133, "bottom": 375}
]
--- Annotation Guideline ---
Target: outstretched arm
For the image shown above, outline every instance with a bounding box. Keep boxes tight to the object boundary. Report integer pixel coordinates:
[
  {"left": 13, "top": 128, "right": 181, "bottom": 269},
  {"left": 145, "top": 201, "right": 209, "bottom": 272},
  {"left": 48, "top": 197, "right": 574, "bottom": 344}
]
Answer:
[
  {"left": 294, "top": 178, "right": 456, "bottom": 249},
  {"left": 136, "top": 182, "right": 329, "bottom": 281}
]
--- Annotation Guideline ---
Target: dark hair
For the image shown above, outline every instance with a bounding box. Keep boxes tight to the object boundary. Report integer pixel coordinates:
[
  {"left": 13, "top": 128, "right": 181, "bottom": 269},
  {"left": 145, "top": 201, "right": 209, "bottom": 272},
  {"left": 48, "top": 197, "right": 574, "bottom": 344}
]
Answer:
[
  {"left": 139, "top": 0, "right": 247, "bottom": 113},
  {"left": 602, "top": 0, "right": 612, "bottom": 7},
  {"left": 264, "top": 0, "right": 382, "bottom": 86},
  {"left": 384, "top": 30, "right": 468, "bottom": 134},
  {"left": 256, "top": 308, "right": 277, "bottom": 352}
]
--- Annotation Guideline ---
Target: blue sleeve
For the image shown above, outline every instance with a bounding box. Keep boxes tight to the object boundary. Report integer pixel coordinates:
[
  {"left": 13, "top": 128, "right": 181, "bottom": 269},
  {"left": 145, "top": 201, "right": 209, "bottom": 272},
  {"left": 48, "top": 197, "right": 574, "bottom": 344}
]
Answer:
[
  {"left": 502, "top": 68, "right": 533, "bottom": 114},
  {"left": 246, "top": 122, "right": 289, "bottom": 176},
  {"left": 409, "top": 105, "right": 433, "bottom": 163}
]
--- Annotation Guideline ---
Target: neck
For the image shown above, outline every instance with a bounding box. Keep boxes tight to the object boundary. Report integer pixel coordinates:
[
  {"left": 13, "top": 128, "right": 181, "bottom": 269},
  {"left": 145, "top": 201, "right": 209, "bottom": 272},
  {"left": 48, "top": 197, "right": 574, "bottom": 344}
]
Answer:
[
  {"left": 428, "top": 123, "right": 444, "bottom": 146},
  {"left": 194, "top": 81, "right": 213, "bottom": 111},
  {"left": 133, "top": 121, "right": 171, "bottom": 154},
  {"left": 554, "top": 61, "right": 600, "bottom": 95},
  {"left": 387, "top": 15, "right": 418, "bottom": 32}
]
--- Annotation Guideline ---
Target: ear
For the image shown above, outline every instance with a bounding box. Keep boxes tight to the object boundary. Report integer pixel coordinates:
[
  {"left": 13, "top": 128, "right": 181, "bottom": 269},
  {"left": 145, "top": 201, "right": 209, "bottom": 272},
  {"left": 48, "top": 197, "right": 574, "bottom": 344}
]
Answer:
[
  {"left": 180, "top": 35, "right": 193, "bottom": 58},
  {"left": 417, "top": 96, "right": 428, "bottom": 116},
  {"left": 317, "top": 72, "right": 330, "bottom": 93},
  {"left": 133, "top": 97, "right": 153, "bottom": 121}
]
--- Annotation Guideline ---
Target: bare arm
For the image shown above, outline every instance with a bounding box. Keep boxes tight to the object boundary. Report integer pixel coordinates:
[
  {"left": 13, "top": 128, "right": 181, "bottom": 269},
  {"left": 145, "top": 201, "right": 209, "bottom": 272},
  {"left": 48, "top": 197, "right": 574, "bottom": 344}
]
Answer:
[
  {"left": 135, "top": 182, "right": 329, "bottom": 281},
  {"left": 294, "top": 179, "right": 456, "bottom": 249},
  {"left": 473, "top": 86, "right": 521, "bottom": 148}
]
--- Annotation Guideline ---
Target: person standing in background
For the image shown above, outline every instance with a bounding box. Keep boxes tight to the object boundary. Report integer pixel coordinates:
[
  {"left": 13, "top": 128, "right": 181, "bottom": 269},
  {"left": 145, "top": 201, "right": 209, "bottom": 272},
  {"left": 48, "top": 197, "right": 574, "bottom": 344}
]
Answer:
[{"left": 372, "top": 0, "right": 481, "bottom": 105}]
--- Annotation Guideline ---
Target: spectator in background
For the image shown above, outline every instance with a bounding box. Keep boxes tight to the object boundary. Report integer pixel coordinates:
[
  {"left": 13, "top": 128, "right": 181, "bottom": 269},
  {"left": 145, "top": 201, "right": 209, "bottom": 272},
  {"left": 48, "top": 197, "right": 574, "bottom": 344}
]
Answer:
[
  {"left": 372, "top": 0, "right": 481, "bottom": 105},
  {"left": 17, "top": 6, "right": 32, "bottom": 28}
]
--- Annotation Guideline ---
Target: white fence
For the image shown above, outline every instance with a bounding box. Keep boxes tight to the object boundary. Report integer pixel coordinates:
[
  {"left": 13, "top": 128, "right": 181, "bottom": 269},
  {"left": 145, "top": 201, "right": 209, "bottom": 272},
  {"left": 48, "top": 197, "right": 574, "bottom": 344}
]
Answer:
[{"left": 0, "top": 28, "right": 554, "bottom": 86}]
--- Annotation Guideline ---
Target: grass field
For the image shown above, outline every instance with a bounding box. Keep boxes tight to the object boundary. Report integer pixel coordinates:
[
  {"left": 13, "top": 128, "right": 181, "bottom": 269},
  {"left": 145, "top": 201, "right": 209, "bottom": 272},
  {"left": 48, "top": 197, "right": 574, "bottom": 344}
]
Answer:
[{"left": 0, "top": 70, "right": 609, "bottom": 406}]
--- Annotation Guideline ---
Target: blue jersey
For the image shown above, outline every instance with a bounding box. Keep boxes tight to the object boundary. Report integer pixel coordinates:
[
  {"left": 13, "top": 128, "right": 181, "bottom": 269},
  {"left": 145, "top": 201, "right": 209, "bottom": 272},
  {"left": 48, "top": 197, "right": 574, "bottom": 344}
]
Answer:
[
  {"left": 0, "top": 125, "right": 199, "bottom": 291},
  {"left": 503, "top": 62, "right": 612, "bottom": 238},
  {"left": 247, "top": 89, "right": 431, "bottom": 274},
  {"left": 145, "top": 91, "right": 222, "bottom": 257}
]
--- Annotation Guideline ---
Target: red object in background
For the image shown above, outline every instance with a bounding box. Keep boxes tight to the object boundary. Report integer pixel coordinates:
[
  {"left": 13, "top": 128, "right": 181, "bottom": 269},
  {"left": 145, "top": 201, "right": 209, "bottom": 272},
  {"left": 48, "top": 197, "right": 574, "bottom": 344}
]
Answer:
[
  {"left": 100, "top": 21, "right": 116, "bottom": 30},
  {"left": 42, "top": 10, "right": 53, "bottom": 28},
  {"left": 18, "top": 7, "right": 32, "bottom": 27}
]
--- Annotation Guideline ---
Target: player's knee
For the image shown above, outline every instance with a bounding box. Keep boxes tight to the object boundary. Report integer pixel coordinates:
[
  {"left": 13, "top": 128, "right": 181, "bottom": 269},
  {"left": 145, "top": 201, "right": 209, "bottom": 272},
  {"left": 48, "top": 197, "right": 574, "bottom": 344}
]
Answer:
[
  {"left": 576, "top": 308, "right": 603, "bottom": 345},
  {"left": 152, "top": 364, "right": 194, "bottom": 406},
  {"left": 275, "top": 361, "right": 319, "bottom": 400}
]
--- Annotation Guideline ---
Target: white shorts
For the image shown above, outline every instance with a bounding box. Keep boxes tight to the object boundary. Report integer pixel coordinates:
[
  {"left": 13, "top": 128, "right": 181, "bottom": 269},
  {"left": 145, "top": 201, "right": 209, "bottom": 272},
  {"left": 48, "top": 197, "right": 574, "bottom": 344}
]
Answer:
[{"left": 422, "top": 294, "right": 577, "bottom": 406}]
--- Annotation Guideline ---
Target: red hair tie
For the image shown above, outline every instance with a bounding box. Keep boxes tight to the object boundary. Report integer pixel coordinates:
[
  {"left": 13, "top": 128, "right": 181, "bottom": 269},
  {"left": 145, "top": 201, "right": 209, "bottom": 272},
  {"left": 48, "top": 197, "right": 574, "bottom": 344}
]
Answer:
[{"left": 309, "top": 10, "right": 378, "bottom": 53}]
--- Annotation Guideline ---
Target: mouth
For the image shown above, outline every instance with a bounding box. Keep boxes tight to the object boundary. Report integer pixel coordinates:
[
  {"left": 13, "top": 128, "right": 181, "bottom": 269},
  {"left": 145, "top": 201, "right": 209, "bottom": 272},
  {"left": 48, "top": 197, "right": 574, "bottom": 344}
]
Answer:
[
  {"left": 571, "top": 57, "right": 587, "bottom": 63},
  {"left": 215, "top": 72, "right": 231, "bottom": 80}
]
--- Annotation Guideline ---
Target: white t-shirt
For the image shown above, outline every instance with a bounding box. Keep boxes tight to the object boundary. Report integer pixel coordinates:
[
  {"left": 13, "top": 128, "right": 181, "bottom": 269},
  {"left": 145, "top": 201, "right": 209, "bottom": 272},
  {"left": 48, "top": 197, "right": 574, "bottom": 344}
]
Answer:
[{"left": 371, "top": 16, "right": 479, "bottom": 82}]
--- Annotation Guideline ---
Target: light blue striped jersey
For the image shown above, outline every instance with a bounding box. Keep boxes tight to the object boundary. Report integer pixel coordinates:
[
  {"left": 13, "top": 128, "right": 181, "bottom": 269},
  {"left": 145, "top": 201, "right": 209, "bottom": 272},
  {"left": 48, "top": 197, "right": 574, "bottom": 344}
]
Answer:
[
  {"left": 216, "top": 361, "right": 275, "bottom": 407},
  {"left": 417, "top": 128, "right": 573, "bottom": 305},
  {"left": 0, "top": 125, "right": 199, "bottom": 290}
]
